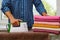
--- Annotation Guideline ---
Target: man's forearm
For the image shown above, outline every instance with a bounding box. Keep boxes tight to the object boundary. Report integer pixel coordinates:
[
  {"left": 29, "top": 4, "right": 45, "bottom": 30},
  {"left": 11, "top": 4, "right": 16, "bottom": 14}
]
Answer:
[
  {"left": 5, "top": 11, "right": 15, "bottom": 20},
  {"left": 5, "top": 11, "right": 21, "bottom": 26}
]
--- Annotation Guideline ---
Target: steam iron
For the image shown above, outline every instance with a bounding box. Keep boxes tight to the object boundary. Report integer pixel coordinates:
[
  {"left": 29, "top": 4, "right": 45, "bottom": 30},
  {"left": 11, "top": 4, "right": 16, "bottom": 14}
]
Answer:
[{"left": 7, "top": 22, "right": 28, "bottom": 32}]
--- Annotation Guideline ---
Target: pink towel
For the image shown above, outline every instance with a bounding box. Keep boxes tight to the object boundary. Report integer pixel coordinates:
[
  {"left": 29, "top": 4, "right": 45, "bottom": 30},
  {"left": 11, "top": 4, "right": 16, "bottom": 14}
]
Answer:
[
  {"left": 34, "top": 15, "right": 60, "bottom": 22},
  {"left": 34, "top": 15, "right": 60, "bottom": 19},
  {"left": 35, "top": 19, "right": 60, "bottom": 22}
]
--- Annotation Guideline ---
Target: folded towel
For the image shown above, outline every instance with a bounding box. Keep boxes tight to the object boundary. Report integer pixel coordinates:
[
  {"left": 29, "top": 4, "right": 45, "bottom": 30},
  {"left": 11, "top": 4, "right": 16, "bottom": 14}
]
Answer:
[
  {"left": 34, "top": 21, "right": 60, "bottom": 25},
  {"left": 33, "top": 23, "right": 60, "bottom": 28},
  {"left": 33, "top": 22, "right": 60, "bottom": 28},
  {"left": 32, "top": 27, "right": 60, "bottom": 34},
  {"left": 34, "top": 15, "right": 60, "bottom": 20},
  {"left": 34, "top": 15, "right": 60, "bottom": 22},
  {"left": 33, "top": 29, "right": 59, "bottom": 34},
  {"left": 35, "top": 19, "right": 60, "bottom": 22}
]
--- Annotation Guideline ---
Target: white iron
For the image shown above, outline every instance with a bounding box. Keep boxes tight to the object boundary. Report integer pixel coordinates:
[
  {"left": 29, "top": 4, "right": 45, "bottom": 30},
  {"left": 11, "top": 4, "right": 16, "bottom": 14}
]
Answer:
[{"left": 7, "top": 22, "right": 28, "bottom": 32}]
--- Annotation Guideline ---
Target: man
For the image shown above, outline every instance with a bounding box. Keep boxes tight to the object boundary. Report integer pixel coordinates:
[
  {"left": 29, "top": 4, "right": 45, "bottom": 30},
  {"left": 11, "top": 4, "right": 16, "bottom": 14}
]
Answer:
[{"left": 1, "top": 0, "right": 47, "bottom": 30}]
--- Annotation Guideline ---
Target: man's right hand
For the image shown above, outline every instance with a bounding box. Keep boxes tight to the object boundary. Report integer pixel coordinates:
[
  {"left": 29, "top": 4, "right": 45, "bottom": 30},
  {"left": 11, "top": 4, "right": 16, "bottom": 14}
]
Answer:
[
  {"left": 10, "top": 18, "right": 22, "bottom": 27},
  {"left": 5, "top": 11, "right": 22, "bottom": 27}
]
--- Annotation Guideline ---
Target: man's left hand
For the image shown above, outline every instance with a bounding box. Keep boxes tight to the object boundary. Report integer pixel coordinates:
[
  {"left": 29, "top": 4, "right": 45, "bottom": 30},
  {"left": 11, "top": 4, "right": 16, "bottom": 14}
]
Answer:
[{"left": 42, "top": 12, "right": 48, "bottom": 16}]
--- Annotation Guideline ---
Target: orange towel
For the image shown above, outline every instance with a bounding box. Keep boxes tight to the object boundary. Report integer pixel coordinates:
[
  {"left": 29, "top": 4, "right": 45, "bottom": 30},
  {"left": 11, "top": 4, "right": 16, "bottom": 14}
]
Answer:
[{"left": 33, "top": 23, "right": 60, "bottom": 28}]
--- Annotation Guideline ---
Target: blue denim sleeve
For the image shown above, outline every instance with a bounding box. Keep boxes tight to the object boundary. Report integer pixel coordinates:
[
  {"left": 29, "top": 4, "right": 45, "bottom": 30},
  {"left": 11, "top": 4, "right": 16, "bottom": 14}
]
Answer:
[
  {"left": 33, "top": 0, "right": 47, "bottom": 15},
  {"left": 1, "top": 0, "right": 11, "bottom": 14}
]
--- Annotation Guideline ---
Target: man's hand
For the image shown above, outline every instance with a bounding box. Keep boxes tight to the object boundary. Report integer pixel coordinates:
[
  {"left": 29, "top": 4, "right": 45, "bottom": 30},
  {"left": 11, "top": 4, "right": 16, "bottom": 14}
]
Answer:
[
  {"left": 42, "top": 12, "right": 48, "bottom": 16},
  {"left": 10, "top": 18, "right": 22, "bottom": 27}
]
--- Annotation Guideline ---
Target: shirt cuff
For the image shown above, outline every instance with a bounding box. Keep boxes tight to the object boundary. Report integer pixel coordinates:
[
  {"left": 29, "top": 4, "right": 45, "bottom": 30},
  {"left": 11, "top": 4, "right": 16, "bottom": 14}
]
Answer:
[{"left": 1, "top": 7, "right": 10, "bottom": 14}]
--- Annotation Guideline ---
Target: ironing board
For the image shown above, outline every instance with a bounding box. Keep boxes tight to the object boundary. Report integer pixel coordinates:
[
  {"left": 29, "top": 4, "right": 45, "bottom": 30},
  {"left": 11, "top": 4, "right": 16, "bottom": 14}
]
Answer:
[{"left": 0, "top": 32, "right": 49, "bottom": 40}]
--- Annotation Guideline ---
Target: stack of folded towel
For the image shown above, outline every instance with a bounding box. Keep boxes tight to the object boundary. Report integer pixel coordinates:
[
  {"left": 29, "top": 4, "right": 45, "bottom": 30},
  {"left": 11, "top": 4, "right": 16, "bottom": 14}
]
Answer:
[{"left": 33, "top": 15, "right": 60, "bottom": 34}]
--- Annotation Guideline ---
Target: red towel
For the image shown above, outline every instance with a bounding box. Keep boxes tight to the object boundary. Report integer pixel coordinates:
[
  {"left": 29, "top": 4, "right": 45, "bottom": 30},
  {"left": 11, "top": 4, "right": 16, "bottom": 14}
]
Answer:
[
  {"left": 33, "top": 29, "right": 60, "bottom": 35},
  {"left": 32, "top": 27, "right": 60, "bottom": 34}
]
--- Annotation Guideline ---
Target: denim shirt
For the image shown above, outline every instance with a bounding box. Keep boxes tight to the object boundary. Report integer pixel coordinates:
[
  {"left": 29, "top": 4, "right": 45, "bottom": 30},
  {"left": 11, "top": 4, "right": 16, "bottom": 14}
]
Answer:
[{"left": 1, "top": 0, "right": 46, "bottom": 27}]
